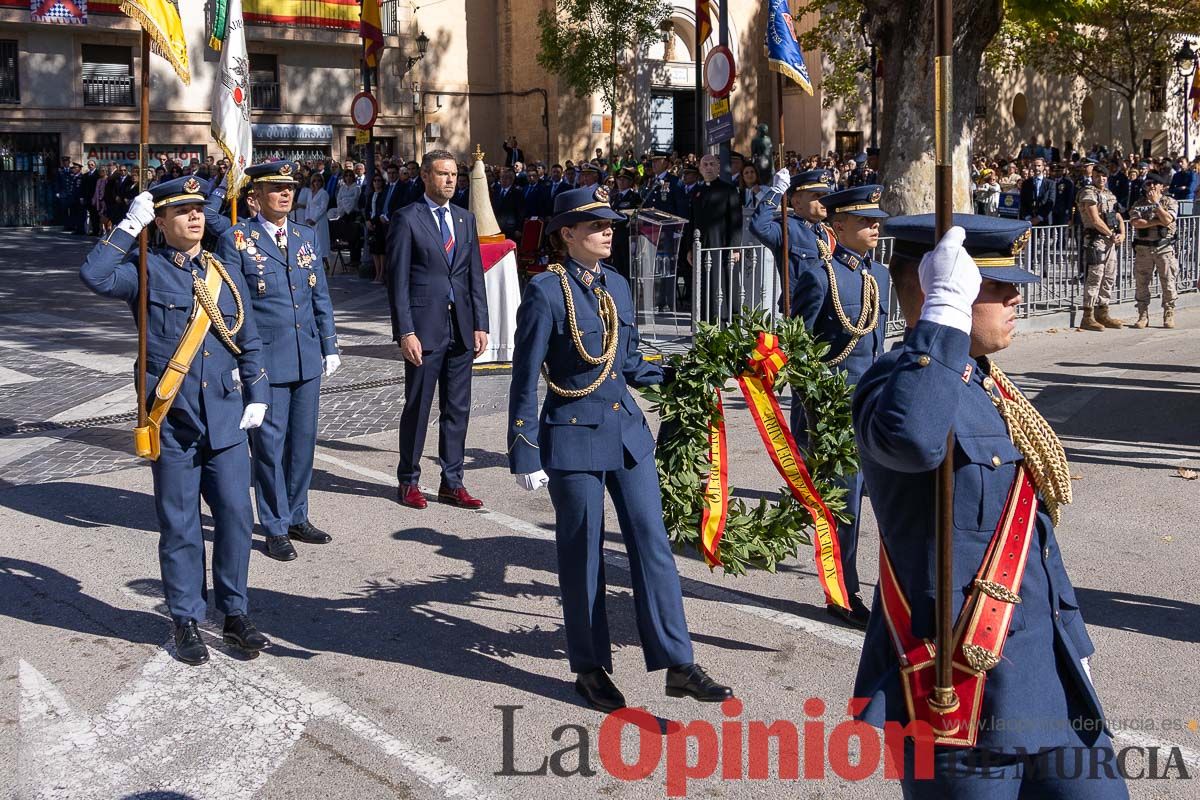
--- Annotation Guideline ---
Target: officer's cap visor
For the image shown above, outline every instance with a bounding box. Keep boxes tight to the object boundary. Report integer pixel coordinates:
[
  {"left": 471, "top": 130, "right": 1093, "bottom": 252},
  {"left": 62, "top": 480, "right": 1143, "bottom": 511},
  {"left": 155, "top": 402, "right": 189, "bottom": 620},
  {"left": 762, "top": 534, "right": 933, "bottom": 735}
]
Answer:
[
  {"left": 546, "top": 206, "right": 624, "bottom": 233},
  {"left": 977, "top": 264, "right": 1041, "bottom": 284}
]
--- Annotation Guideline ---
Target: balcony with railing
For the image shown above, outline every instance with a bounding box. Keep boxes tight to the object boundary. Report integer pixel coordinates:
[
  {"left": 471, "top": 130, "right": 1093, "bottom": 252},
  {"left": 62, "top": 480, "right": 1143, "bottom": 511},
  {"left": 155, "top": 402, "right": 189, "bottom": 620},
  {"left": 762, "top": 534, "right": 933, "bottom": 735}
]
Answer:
[
  {"left": 83, "top": 75, "right": 134, "bottom": 107},
  {"left": 251, "top": 82, "right": 280, "bottom": 112}
]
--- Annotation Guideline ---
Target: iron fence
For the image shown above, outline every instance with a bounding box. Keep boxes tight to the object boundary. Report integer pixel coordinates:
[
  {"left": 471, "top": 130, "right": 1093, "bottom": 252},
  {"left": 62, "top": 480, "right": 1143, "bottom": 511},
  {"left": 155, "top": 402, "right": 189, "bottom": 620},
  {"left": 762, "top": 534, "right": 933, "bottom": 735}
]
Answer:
[{"left": 82, "top": 75, "right": 133, "bottom": 107}]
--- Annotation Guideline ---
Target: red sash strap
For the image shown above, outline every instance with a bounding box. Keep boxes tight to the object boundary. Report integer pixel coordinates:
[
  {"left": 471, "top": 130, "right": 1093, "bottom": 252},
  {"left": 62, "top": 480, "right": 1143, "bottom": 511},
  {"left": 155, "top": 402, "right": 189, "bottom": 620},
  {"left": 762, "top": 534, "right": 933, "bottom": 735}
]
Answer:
[{"left": 878, "top": 460, "right": 1039, "bottom": 748}]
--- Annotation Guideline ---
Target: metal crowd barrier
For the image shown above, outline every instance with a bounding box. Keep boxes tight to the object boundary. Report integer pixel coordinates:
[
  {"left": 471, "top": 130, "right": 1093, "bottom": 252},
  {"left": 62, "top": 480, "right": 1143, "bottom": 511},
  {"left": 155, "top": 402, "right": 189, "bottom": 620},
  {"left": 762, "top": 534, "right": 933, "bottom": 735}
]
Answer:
[{"left": 688, "top": 220, "right": 1200, "bottom": 339}]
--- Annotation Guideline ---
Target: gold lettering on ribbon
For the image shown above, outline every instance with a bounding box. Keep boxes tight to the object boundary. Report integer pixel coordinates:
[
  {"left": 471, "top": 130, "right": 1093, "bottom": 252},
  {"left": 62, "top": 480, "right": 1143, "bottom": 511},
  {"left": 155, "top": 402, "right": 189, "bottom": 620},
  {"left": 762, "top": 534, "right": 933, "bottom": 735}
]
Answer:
[{"left": 699, "top": 391, "right": 728, "bottom": 568}]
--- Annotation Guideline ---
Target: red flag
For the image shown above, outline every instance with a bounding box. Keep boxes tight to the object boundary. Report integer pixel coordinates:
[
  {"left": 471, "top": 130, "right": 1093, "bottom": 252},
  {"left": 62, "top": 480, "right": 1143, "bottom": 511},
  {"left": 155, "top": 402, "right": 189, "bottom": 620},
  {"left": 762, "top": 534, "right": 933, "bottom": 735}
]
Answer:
[
  {"left": 361, "top": 0, "right": 383, "bottom": 69},
  {"left": 696, "top": 0, "right": 711, "bottom": 47}
]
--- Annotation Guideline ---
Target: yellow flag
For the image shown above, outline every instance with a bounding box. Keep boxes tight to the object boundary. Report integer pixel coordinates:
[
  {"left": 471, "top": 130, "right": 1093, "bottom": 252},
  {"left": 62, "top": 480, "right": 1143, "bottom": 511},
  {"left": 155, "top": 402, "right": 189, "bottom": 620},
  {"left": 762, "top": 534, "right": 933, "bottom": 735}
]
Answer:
[{"left": 120, "top": 0, "right": 190, "bottom": 85}]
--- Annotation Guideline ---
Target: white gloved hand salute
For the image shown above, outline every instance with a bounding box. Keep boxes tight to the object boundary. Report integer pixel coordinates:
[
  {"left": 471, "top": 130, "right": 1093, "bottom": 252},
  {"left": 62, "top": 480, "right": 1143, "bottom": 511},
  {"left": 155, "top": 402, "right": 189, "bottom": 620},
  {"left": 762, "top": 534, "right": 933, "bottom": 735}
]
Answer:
[
  {"left": 323, "top": 354, "right": 341, "bottom": 377},
  {"left": 239, "top": 402, "right": 268, "bottom": 430},
  {"left": 918, "top": 226, "right": 981, "bottom": 335},
  {"left": 515, "top": 470, "right": 550, "bottom": 492},
  {"left": 771, "top": 167, "right": 792, "bottom": 196},
  {"left": 117, "top": 191, "right": 156, "bottom": 237}
]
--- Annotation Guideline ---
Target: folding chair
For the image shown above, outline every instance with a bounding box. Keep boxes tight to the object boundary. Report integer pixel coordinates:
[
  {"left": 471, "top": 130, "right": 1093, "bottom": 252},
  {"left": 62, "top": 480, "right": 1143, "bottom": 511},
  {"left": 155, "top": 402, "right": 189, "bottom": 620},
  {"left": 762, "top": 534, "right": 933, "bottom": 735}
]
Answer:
[{"left": 517, "top": 218, "right": 546, "bottom": 276}]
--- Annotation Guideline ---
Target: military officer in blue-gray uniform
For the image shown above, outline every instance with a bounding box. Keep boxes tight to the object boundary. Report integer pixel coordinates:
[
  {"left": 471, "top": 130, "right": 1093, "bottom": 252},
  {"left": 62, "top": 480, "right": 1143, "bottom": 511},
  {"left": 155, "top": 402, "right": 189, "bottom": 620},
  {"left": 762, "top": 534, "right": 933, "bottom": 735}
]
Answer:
[
  {"left": 786, "top": 184, "right": 891, "bottom": 629},
  {"left": 216, "top": 161, "right": 341, "bottom": 563},
  {"left": 80, "top": 176, "right": 272, "bottom": 665},
  {"left": 748, "top": 167, "right": 837, "bottom": 436},
  {"left": 507, "top": 185, "right": 733, "bottom": 713},
  {"left": 852, "top": 216, "right": 1128, "bottom": 798}
]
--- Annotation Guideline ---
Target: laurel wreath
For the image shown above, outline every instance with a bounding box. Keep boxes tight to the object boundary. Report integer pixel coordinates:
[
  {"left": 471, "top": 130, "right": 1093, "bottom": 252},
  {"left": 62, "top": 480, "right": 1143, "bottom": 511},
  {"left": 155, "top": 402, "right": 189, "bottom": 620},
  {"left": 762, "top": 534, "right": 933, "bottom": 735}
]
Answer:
[{"left": 639, "top": 310, "right": 859, "bottom": 576}]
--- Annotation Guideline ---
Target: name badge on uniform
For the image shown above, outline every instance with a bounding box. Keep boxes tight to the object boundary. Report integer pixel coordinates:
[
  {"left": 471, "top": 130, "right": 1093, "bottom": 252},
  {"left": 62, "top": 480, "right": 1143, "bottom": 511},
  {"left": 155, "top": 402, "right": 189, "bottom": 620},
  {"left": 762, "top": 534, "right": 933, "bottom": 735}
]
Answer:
[{"left": 257, "top": 278, "right": 267, "bottom": 296}]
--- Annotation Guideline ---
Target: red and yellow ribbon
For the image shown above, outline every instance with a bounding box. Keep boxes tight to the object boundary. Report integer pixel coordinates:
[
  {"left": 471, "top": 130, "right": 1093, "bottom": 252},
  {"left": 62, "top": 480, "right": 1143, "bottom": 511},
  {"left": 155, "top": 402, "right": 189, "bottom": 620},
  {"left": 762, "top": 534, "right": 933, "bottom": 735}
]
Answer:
[{"left": 699, "top": 332, "right": 850, "bottom": 608}]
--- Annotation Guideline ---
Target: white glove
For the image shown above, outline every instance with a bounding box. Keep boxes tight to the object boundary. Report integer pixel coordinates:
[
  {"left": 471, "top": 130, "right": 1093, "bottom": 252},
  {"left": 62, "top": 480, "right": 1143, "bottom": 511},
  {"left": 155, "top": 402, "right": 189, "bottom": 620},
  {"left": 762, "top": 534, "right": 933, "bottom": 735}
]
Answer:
[
  {"left": 771, "top": 167, "right": 792, "bottom": 195},
  {"left": 515, "top": 470, "right": 549, "bottom": 492},
  {"left": 239, "top": 402, "right": 268, "bottom": 430},
  {"left": 117, "top": 191, "right": 156, "bottom": 237},
  {"left": 918, "top": 226, "right": 981, "bottom": 335},
  {"left": 323, "top": 354, "right": 341, "bottom": 377}
]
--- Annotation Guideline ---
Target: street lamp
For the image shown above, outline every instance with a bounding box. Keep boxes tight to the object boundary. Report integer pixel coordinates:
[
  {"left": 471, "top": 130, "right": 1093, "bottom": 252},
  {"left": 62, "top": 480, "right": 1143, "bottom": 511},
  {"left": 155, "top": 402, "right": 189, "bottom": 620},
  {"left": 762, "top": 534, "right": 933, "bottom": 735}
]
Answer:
[
  {"left": 406, "top": 31, "right": 429, "bottom": 72},
  {"left": 1174, "top": 40, "right": 1197, "bottom": 160},
  {"left": 858, "top": 11, "right": 878, "bottom": 152}
]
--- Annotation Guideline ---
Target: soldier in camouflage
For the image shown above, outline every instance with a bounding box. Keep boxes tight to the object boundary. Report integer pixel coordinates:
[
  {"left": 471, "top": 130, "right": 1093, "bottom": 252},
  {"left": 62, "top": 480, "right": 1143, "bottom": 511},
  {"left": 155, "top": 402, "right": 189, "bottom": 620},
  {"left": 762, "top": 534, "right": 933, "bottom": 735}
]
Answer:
[
  {"left": 1128, "top": 173, "right": 1179, "bottom": 329},
  {"left": 1075, "top": 168, "right": 1125, "bottom": 332}
]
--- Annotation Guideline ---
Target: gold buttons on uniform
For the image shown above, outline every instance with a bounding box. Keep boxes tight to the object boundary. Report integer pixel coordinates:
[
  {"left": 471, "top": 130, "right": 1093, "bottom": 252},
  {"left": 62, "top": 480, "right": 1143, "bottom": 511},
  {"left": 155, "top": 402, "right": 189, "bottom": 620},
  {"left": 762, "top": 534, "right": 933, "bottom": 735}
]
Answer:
[
  {"left": 610, "top": 371, "right": 617, "bottom": 379},
  {"left": 569, "top": 417, "right": 577, "bottom": 424},
  {"left": 515, "top": 419, "right": 524, "bottom": 427},
  {"left": 982, "top": 376, "right": 996, "bottom": 391},
  {"left": 295, "top": 323, "right": 301, "bottom": 329},
  {"left": 917, "top": 355, "right": 931, "bottom": 367},
  {"left": 203, "top": 351, "right": 210, "bottom": 358},
  {"left": 1044, "top": 547, "right": 1051, "bottom": 559},
  {"left": 201, "top": 381, "right": 208, "bottom": 388},
  {"left": 612, "top": 402, "right": 620, "bottom": 410},
  {"left": 991, "top": 455, "right": 1002, "bottom": 467}
]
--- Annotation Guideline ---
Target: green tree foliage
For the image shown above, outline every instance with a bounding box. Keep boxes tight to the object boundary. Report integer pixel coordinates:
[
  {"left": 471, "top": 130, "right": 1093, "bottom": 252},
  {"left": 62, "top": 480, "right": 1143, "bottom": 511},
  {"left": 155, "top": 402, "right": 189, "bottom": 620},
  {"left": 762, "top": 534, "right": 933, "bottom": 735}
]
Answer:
[
  {"left": 537, "top": 0, "right": 670, "bottom": 156},
  {"left": 991, "top": 0, "right": 1200, "bottom": 153},
  {"left": 794, "top": 0, "right": 869, "bottom": 122}
]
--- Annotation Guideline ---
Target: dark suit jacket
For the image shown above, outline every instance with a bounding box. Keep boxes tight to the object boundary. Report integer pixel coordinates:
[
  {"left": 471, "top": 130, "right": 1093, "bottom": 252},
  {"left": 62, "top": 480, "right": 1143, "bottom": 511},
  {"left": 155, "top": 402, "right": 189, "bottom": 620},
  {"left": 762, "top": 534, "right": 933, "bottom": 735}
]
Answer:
[
  {"left": 381, "top": 181, "right": 406, "bottom": 220},
  {"left": 683, "top": 178, "right": 743, "bottom": 251},
  {"left": 1019, "top": 176, "right": 1056, "bottom": 224},
  {"left": 387, "top": 201, "right": 489, "bottom": 349},
  {"left": 503, "top": 143, "right": 524, "bottom": 167},
  {"left": 491, "top": 184, "right": 525, "bottom": 238}
]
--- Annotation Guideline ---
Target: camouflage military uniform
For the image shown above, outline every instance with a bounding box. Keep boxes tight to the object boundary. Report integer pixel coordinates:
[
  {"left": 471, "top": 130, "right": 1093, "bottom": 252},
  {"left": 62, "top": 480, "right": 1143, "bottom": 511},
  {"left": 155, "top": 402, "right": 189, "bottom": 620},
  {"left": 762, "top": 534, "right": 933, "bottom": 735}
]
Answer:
[
  {"left": 1129, "top": 191, "right": 1179, "bottom": 327},
  {"left": 1076, "top": 182, "right": 1124, "bottom": 329}
]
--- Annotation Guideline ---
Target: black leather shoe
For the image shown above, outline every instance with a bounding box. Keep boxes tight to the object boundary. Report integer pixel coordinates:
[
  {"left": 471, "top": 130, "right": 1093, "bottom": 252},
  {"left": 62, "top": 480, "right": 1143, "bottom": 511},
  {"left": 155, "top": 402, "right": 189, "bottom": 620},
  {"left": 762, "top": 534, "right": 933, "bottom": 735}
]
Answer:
[
  {"left": 575, "top": 668, "right": 626, "bottom": 713},
  {"left": 265, "top": 535, "right": 298, "bottom": 561},
  {"left": 665, "top": 663, "right": 733, "bottom": 702},
  {"left": 173, "top": 620, "right": 209, "bottom": 665},
  {"left": 826, "top": 594, "right": 871, "bottom": 630},
  {"left": 223, "top": 614, "right": 270, "bottom": 651},
  {"left": 288, "top": 520, "right": 332, "bottom": 544}
]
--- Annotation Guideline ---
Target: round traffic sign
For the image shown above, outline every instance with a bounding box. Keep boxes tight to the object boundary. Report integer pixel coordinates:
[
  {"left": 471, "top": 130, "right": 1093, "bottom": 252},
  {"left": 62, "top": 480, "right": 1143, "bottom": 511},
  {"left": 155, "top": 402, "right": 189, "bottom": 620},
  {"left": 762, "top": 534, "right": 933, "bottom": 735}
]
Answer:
[
  {"left": 350, "top": 91, "right": 378, "bottom": 130},
  {"left": 704, "top": 46, "right": 736, "bottom": 98}
]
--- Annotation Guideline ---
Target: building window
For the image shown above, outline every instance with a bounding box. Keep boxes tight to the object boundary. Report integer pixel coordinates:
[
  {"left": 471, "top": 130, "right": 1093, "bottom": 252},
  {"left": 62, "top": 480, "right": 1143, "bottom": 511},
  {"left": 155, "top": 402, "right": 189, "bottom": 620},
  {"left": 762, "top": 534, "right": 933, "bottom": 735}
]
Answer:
[
  {"left": 250, "top": 53, "right": 279, "bottom": 112},
  {"left": 1148, "top": 61, "right": 1167, "bottom": 112},
  {"left": 0, "top": 41, "right": 18, "bottom": 104},
  {"left": 82, "top": 44, "right": 133, "bottom": 107}
]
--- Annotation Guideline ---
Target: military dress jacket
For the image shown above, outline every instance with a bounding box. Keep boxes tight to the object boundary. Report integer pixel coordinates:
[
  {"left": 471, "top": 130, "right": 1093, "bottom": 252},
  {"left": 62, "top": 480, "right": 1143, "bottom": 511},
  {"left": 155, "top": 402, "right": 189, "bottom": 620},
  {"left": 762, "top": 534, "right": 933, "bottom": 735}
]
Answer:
[
  {"left": 641, "top": 173, "right": 689, "bottom": 218},
  {"left": 508, "top": 260, "right": 662, "bottom": 474},
  {"left": 80, "top": 228, "right": 269, "bottom": 450},
  {"left": 215, "top": 217, "right": 338, "bottom": 385},
  {"left": 748, "top": 188, "right": 833, "bottom": 314},
  {"left": 851, "top": 321, "right": 1104, "bottom": 752},
  {"left": 792, "top": 243, "right": 890, "bottom": 386}
]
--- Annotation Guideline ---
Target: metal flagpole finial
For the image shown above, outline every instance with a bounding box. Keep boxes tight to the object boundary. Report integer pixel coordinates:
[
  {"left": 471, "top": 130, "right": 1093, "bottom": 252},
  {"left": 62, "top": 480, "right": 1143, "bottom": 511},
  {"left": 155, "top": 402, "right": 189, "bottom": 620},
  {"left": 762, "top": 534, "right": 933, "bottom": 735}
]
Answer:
[{"left": 473, "top": 144, "right": 485, "bottom": 163}]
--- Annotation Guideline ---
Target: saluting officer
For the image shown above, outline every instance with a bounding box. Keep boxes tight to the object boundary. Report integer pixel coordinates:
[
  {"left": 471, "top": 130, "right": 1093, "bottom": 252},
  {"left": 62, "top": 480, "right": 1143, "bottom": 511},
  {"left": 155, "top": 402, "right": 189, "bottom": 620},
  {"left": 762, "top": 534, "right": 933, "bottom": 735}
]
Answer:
[
  {"left": 216, "top": 162, "right": 341, "bottom": 563},
  {"left": 508, "top": 185, "right": 734, "bottom": 713},
  {"left": 791, "top": 184, "right": 891, "bottom": 629},
  {"left": 749, "top": 167, "right": 836, "bottom": 436},
  {"left": 853, "top": 217, "right": 1127, "bottom": 797},
  {"left": 80, "top": 177, "right": 271, "bottom": 665}
]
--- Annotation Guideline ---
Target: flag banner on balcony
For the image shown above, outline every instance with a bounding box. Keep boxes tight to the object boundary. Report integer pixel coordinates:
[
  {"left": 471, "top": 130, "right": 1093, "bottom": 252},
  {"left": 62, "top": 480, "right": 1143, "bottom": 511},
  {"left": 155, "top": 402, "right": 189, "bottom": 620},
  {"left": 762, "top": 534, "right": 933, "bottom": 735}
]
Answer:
[
  {"left": 245, "top": 0, "right": 359, "bottom": 32},
  {"left": 30, "top": 0, "right": 87, "bottom": 24},
  {"left": 360, "top": 0, "right": 384, "bottom": 68},
  {"left": 696, "top": 0, "right": 711, "bottom": 46},
  {"left": 120, "top": 0, "right": 190, "bottom": 84},
  {"left": 210, "top": 0, "right": 228, "bottom": 50},
  {"left": 1191, "top": 68, "right": 1200, "bottom": 123},
  {"left": 212, "top": 0, "right": 252, "bottom": 196},
  {"left": 765, "top": 0, "right": 812, "bottom": 95}
]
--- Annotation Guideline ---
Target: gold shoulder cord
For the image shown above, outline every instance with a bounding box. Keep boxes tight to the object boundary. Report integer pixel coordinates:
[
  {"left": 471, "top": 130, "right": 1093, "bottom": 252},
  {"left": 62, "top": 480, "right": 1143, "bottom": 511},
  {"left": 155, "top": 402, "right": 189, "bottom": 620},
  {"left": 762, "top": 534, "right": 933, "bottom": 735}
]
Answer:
[
  {"left": 192, "top": 251, "right": 245, "bottom": 355},
  {"left": 988, "top": 363, "right": 1073, "bottom": 526},
  {"left": 815, "top": 237, "right": 880, "bottom": 366},
  {"left": 541, "top": 263, "right": 620, "bottom": 398}
]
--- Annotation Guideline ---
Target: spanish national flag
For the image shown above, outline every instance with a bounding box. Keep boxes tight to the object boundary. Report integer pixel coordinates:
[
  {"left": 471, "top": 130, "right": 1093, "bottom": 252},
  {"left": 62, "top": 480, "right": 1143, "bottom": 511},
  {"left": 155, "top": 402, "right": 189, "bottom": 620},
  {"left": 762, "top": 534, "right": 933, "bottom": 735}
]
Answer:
[
  {"left": 361, "top": 0, "right": 384, "bottom": 69},
  {"left": 696, "top": 0, "right": 711, "bottom": 47},
  {"left": 119, "top": 0, "right": 190, "bottom": 85}
]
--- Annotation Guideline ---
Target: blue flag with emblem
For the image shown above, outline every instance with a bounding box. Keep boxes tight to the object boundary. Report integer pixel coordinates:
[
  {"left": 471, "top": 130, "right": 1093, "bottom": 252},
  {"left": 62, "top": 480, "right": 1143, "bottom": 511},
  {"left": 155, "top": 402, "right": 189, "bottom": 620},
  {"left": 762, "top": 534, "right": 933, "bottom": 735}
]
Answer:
[{"left": 765, "top": 0, "right": 813, "bottom": 95}]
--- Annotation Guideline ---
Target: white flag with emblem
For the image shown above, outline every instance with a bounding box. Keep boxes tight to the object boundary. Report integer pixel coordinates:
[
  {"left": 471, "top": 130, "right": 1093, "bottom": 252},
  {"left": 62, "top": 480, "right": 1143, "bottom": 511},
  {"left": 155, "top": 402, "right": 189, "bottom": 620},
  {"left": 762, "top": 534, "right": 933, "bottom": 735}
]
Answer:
[{"left": 210, "top": 0, "right": 252, "bottom": 199}]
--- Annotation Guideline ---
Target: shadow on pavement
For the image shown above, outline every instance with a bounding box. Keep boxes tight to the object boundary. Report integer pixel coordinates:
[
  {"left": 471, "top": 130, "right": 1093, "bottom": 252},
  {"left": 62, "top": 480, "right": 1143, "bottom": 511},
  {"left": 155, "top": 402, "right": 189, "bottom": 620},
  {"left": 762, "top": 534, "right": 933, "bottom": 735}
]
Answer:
[
  {"left": 0, "top": 481, "right": 159, "bottom": 531},
  {"left": 1, "top": 557, "right": 166, "bottom": 646},
  {"left": 1074, "top": 587, "right": 1199, "bottom": 644}
]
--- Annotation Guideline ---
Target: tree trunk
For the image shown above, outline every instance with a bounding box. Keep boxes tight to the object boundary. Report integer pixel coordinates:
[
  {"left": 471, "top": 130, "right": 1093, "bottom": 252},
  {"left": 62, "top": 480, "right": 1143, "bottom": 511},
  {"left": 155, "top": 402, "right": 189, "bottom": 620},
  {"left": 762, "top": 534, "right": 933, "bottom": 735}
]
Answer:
[
  {"left": 1123, "top": 91, "right": 1139, "bottom": 157},
  {"left": 865, "top": 0, "right": 1003, "bottom": 214}
]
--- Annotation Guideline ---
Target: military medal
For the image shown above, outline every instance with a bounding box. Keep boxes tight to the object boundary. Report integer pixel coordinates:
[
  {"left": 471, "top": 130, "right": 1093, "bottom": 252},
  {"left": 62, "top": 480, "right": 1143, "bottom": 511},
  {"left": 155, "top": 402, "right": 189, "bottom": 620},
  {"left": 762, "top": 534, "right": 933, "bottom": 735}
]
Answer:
[
  {"left": 308, "top": 272, "right": 317, "bottom": 287},
  {"left": 234, "top": 230, "right": 248, "bottom": 251},
  {"left": 247, "top": 245, "right": 257, "bottom": 256},
  {"left": 250, "top": 229, "right": 260, "bottom": 240},
  {"left": 257, "top": 278, "right": 267, "bottom": 296}
]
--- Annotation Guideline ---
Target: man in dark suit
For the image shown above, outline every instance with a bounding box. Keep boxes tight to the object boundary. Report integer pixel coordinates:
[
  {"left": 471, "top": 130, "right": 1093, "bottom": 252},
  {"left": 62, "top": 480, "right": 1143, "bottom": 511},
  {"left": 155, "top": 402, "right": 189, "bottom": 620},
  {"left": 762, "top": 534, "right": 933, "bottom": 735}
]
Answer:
[
  {"left": 503, "top": 136, "right": 525, "bottom": 168},
  {"left": 609, "top": 167, "right": 641, "bottom": 280},
  {"left": 491, "top": 167, "right": 525, "bottom": 240},
  {"left": 547, "top": 164, "right": 570, "bottom": 203},
  {"left": 388, "top": 150, "right": 490, "bottom": 510},
  {"left": 402, "top": 160, "right": 425, "bottom": 206},
  {"left": 104, "top": 164, "right": 136, "bottom": 226},
  {"left": 1018, "top": 157, "right": 1056, "bottom": 226},
  {"left": 523, "top": 170, "right": 549, "bottom": 218},
  {"left": 682, "top": 154, "right": 743, "bottom": 307},
  {"left": 379, "top": 164, "right": 406, "bottom": 226}
]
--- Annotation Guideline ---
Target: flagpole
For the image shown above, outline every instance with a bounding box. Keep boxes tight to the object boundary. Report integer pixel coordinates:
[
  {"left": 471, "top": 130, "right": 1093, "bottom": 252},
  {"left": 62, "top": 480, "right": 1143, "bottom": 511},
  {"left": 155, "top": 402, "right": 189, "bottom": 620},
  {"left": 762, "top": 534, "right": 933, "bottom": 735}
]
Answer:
[
  {"left": 930, "top": 0, "right": 959, "bottom": 735},
  {"left": 777, "top": 75, "right": 790, "bottom": 319},
  {"left": 136, "top": 28, "right": 150, "bottom": 437}
]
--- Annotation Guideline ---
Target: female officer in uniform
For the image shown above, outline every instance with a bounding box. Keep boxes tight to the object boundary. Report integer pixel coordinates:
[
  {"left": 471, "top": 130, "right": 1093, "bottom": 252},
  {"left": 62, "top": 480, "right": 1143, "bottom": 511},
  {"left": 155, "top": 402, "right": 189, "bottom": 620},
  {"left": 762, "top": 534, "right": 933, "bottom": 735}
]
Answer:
[{"left": 507, "top": 185, "right": 733, "bottom": 712}]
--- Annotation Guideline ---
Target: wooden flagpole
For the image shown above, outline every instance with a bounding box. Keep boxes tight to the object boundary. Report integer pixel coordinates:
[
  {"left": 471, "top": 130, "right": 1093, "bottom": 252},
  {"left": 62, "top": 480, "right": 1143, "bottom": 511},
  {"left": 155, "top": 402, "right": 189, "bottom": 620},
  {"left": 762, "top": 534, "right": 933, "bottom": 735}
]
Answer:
[
  {"left": 136, "top": 29, "right": 150, "bottom": 436},
  {"left": 930, "top": 0, "right": 960, "bottom": 731}
]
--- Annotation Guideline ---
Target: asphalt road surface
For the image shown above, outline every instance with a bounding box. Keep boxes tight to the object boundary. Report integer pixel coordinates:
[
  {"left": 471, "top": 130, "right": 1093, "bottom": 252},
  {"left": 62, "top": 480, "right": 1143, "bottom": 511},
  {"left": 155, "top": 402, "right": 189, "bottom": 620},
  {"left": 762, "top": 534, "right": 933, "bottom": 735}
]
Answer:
[{"left": 1, "top": 230, "right": 1197, "bottom": 799}]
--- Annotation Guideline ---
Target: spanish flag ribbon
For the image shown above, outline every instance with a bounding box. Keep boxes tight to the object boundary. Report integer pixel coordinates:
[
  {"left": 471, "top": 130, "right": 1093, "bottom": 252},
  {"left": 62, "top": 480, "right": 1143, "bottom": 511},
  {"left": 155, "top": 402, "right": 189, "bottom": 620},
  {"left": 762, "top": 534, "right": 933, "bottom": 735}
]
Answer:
[
  {"left": 698, "top": 332, "right": 849, "bottom": 607},
  {"left": 119, "top": 0, "right": 190, "bottom": 85}
]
